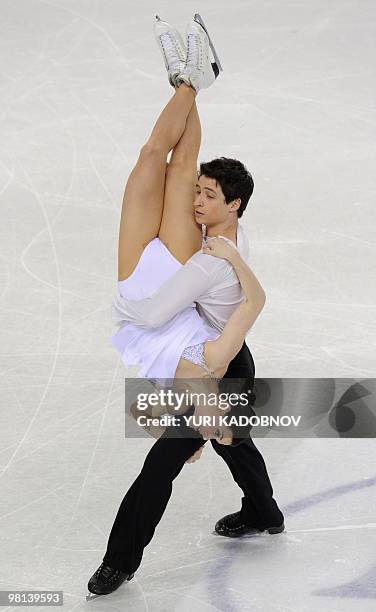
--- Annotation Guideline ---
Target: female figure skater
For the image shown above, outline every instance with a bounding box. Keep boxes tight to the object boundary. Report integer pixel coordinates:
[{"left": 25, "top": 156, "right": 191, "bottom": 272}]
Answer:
[{"left": 109, "top": 14, "right": 266, "bottom": 444}]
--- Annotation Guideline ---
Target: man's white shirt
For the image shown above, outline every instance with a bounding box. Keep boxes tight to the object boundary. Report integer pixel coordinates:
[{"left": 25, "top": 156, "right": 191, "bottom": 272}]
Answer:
[{"left": 111, "top": 223, "right": 251, "bottom": 333}]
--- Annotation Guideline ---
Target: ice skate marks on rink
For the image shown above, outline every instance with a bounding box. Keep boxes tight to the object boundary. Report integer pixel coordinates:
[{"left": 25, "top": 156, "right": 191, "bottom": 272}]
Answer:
[
  {"left": 108, "top": 439, "right": 375, "bottom": 612},
  {"left": 1, "top": 0, "right": 376, "bottom": 610},
  {"left": 200, "top": 471, "right": 376, "bottom": 612}
]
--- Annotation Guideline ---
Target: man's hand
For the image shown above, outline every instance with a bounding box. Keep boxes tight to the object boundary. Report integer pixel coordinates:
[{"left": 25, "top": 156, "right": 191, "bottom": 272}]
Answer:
[{"left": 186, "top": 446, "right": 204, "bottom": 464}]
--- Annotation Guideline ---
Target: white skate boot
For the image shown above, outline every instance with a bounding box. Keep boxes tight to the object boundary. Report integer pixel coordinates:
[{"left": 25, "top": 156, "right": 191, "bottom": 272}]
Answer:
[
  {"left": 176, "top": 13, "right": 223, "bottom": 93},
  {"left": 154, "top": 15, "right": 187, "bottom": 88}
]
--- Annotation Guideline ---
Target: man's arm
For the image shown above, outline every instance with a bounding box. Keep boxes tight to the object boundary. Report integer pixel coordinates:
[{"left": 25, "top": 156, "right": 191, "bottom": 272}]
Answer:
[{"left": 112, "top": 255, "right": 224, "bottom": 329}]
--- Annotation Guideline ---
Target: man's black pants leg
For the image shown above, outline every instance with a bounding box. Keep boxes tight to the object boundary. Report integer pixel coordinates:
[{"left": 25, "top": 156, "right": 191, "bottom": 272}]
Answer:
[
  {"left": 102, "top": 341, "right": 283, "bottom": 573},
  {"left": 212, "top": 341, "right": 284, "bottom": 528},
  {"left": 102, "top": 428, "right": 204, "bottom": 575},
  {"left": 210, "top": 438, "right": 284, "bottom": 528},
  {"left": 211, "top": 342, "right": 284, "bottom": 529}
]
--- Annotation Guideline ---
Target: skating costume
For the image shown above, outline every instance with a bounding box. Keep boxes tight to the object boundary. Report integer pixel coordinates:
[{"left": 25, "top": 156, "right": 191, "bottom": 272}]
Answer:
[
  {"left": 180, "top": 342, "right": 218, "bottom": 378},
  {"left": 110, "top": 237, "right": 220, "bottom": 379}
]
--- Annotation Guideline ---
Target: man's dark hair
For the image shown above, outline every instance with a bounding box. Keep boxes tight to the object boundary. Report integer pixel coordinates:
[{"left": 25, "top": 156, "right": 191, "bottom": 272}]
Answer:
[{"left": 198, "top": 157, "right": 254, "bottom": 218}]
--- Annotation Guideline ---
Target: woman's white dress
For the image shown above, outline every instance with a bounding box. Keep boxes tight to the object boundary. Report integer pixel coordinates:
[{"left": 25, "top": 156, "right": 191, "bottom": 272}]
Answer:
[{"left": 110, "top": 238, "right": 219, "bottom": 379}]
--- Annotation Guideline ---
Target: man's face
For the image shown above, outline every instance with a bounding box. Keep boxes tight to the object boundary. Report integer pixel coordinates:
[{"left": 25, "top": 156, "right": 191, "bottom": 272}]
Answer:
[{"left": 194, "top": 175, "right": 239, "bottom": 227}]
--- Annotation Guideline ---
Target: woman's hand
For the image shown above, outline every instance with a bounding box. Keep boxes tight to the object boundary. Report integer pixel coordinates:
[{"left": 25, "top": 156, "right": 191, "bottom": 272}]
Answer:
[
  {"left": 186, "top": 446, "right": 204, "bottom": 464},
  {"left": 202, "top": 236, "right": 238, "bottom": 261}
]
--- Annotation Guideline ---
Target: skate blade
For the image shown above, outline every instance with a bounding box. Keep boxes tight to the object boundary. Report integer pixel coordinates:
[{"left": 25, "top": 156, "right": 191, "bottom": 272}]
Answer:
[
  {"left": 86, "top": 591, "right": 103, "bottom": 601},
  {"left": 155, "top": 14, "right": 170, "bottom": 25},
  {"left": 194, "top": 13, "right": 223, "bottom": 72}
]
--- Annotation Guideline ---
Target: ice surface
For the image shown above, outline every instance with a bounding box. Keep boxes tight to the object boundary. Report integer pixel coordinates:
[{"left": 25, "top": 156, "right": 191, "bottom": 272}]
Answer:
[{"left": 0, "top": 1, "right": 375, "bottom": 610}]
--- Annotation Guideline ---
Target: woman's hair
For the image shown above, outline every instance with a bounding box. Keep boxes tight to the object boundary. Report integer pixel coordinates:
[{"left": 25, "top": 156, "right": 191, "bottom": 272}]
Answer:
[{"left": 198, "top": 157, "right": 254, "bottom": 218}]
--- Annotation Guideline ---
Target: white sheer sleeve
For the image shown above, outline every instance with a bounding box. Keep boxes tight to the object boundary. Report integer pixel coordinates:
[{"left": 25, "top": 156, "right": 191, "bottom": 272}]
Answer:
[{"left": 111, "top": 254, "right": 225, "bottom": 329}]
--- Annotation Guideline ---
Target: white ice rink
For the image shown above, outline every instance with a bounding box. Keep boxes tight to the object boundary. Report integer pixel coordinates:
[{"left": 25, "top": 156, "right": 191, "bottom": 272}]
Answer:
[{"left": 0, "top": 0, "right": 375, "bottom": 610}]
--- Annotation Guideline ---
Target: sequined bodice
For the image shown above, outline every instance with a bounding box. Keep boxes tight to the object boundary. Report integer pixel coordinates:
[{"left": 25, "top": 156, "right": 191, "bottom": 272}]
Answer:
[{"left": 180, "top": 342, "right": 217, "bottom": 378}]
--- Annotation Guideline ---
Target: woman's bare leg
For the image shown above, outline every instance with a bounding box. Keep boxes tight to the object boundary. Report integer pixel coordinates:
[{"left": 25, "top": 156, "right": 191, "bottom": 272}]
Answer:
[
  {"left": 118, "top": 84, "right": 197, "bottom": 281},
  {"left": 158, "top": 95, "right": 203, "bottom": 263}
]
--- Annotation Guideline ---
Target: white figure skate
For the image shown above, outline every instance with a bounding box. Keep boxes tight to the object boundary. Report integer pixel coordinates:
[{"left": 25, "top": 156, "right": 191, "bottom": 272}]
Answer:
[
  {"left": 154, "top": 15, "right": 187, "bottom": 88},
  {"left": 176, "top": 13, "right": 223, "bottom": 93}
]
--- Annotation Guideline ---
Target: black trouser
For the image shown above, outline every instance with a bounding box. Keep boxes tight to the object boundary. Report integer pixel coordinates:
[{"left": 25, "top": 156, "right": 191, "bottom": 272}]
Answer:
[{"left": 102, "top": 343, "right": 284, "bottom": 574}]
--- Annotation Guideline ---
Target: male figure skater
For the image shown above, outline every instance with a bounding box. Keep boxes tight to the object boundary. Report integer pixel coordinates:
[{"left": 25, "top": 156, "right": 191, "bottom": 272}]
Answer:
[{"left": 88, "top": 14, "right": 284, "bottom": 596}]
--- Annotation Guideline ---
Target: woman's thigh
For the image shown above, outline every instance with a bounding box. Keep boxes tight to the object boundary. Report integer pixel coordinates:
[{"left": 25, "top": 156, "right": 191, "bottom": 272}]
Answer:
[
  {"left": 158, "top": 162, "right": 202, "bottom": 264},
  {"left": 118, "top": 144, "right": 168, "bottom": 281}
]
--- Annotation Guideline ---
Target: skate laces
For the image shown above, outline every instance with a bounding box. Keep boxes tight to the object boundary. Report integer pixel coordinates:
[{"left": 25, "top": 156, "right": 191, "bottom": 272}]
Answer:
[
  {"left": 98, "top": 563, "right": 118, "bottom": 581},
  {"left": 187, "top": 33, "right": 203, "bottom": 69},
  {"left": 227, "top": 512, "right": 245, "bottom": 527},
  {"left": 160, "top": 32, "right": 181, "bottom": 64}
]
